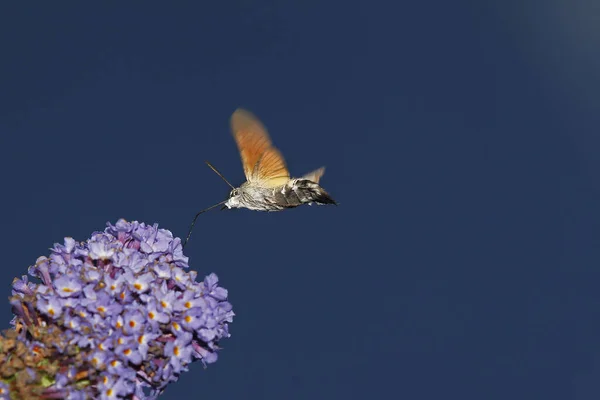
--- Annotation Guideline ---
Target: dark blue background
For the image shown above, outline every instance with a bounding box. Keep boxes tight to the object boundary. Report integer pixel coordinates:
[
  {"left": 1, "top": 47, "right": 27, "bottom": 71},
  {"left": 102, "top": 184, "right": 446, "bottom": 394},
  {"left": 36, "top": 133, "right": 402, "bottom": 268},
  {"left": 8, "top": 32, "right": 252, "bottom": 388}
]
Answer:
[{"left": 2, "top": 1, "right": 600, "bottom": 399}]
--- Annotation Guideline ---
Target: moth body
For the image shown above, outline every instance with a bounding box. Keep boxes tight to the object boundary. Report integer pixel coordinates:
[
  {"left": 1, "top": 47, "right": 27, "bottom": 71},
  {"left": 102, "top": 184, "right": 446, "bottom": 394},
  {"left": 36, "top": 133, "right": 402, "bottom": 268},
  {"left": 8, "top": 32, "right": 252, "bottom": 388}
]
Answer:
[{"left": 224, "top": 177, "right": 336, "bottom": 211}]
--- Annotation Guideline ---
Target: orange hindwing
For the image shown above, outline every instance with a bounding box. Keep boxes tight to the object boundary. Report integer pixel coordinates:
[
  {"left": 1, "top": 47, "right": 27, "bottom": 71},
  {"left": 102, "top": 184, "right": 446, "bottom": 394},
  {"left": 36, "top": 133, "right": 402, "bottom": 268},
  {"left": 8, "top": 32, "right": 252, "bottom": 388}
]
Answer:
[{"left": 230, "top": 109, "right": 290, "bottom": 187}]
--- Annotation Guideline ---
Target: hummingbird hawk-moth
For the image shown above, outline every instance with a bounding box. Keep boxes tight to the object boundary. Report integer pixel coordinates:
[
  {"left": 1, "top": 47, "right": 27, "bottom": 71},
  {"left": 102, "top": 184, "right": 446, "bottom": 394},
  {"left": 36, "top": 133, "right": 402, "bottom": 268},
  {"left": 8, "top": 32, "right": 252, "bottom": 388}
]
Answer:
[
  {"left": 224, "top": 108, "right": 337, "bottom": 211},
  {"left": 183, "top": 108, "right": 337, "bottom": 247}
]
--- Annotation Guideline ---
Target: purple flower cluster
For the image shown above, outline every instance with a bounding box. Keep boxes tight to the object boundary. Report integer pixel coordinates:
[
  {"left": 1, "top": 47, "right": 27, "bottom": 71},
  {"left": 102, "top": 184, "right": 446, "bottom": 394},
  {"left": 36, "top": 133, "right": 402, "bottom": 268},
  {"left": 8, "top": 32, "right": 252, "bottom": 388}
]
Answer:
[{"left": 8, "top": 219, "right": 234, "bottom": 399}]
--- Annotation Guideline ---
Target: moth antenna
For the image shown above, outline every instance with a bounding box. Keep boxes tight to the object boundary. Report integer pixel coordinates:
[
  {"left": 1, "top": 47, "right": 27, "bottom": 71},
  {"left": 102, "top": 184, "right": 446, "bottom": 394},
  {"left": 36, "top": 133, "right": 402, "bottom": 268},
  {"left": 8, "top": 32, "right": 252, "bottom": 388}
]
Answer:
[
  {"left": 183, "top": 199, "right": 228, "bottom": 248},
  {"left": 205, "top": 161, "right": 235, "bottom": 189}
]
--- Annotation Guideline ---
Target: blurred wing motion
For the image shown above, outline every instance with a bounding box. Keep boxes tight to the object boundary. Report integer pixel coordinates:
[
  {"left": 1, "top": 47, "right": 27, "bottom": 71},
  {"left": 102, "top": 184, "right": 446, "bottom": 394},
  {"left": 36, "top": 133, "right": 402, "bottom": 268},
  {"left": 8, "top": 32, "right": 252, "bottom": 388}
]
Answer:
[
  {"left": 230, "top": 108, "right": 290, "bottom": 187},
  {"left": 301, "top": 167, "right": 325, "bottom": 183}
]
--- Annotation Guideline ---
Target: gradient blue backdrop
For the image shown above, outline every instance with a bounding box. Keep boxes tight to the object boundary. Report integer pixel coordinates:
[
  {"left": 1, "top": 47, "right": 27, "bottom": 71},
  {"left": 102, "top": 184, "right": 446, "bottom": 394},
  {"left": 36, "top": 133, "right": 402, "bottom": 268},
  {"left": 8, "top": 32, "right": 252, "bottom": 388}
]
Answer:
[{"left": 1, "top": 1, "right": 600, "bottom": 399}]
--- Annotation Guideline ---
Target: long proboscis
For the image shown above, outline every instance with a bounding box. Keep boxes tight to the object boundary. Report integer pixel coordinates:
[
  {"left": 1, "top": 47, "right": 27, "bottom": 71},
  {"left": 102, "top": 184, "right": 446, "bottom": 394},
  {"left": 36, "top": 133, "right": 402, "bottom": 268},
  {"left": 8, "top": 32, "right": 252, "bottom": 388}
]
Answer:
[
  {"left": 183, "top": 161, "right": 235, "bottom": 248},
  {"left": 183, "top": 199, "right": 228, "bottom": 248}
]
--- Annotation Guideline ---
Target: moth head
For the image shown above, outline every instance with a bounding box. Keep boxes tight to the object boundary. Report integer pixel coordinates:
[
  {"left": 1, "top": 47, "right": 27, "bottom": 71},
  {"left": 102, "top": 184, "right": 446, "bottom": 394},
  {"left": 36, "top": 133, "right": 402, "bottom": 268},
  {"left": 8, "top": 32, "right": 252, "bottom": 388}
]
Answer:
[
  {"left": 229, "top": 187, "right": 241, "bottom": 198},
  {"left": 224, "top": 188, "right": 242, "bottom": 209}
]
